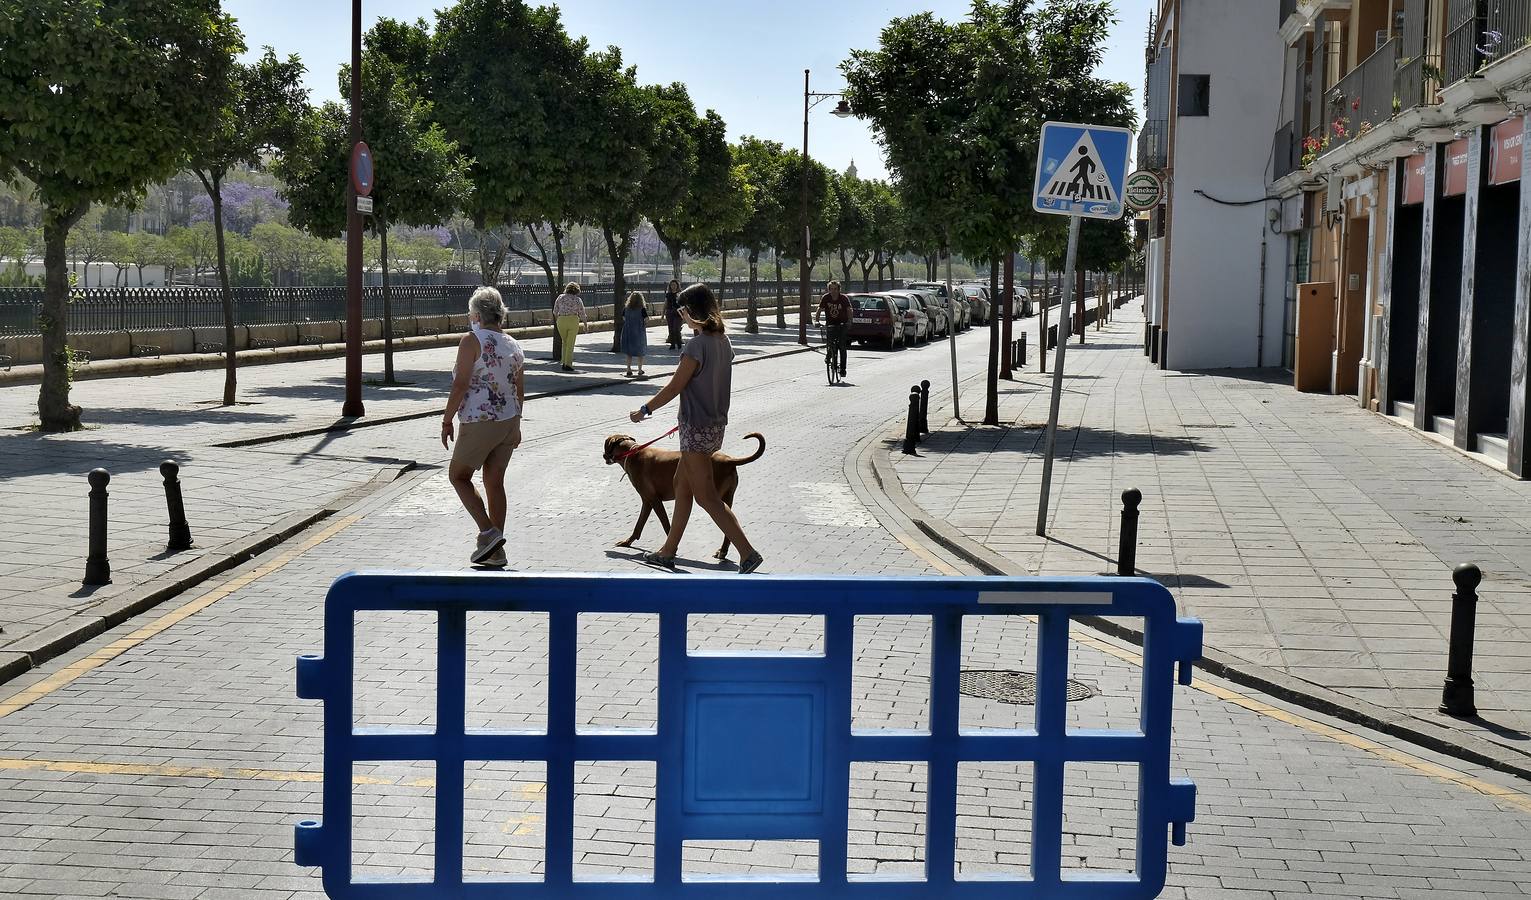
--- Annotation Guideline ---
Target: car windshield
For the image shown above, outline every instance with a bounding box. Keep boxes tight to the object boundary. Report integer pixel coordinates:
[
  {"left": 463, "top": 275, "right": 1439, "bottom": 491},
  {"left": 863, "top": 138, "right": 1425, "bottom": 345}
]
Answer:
[
  {"left": 851, "top": 296, "right": 885, "bottom": 311},
  {"left": 886, "top": 295, "right": 912, "bottom": 311}
]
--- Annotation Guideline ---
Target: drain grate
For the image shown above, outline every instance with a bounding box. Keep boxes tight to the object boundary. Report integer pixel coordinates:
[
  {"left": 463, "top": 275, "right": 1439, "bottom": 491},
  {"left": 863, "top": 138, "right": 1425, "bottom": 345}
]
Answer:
[{"left": 959, "top": 670, "right": 1097, "bottom": 705}]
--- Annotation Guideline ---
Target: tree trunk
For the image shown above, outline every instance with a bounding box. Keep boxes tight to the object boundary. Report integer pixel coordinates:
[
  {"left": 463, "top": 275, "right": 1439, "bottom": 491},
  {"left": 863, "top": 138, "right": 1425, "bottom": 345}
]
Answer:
[
  {"left": 603, "top": 225, "right": 627, "bottom": 352},
  {"left": 838, "top": 248, "right": 853, "bottom": 285},
  {"left": 984, "top": 258, "right": 1000, "bottom": 426},
  {"left": 746, "top": 249, "right": 760, "bottom": 334},
  {"left": 137, "top": 264, "right": 146, "bottom": 287},
  {"left": 38, "top": 202, "right": 87, "bottom": 431},
  {"left": 206, "top": 174, "right": 238, "bottom": 407},
  {"left": 857, "top": 254, "right": 872, "bottom": 292},
  {"left": 774, "top": 255, "right": 785, "bottom": 329},
  {"left": 381, "top": 216, "right": 396, "bottom": 384}
]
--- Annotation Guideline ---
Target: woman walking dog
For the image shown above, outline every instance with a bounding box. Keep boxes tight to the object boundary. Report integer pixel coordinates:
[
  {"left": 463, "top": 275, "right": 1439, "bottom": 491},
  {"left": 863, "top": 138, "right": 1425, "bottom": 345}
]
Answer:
[
  {"left": 441, "top": 287, "right": 526, "bottom": 567},
  {"left": 629, "top": 284, "right": 763, "bottom": 574}
]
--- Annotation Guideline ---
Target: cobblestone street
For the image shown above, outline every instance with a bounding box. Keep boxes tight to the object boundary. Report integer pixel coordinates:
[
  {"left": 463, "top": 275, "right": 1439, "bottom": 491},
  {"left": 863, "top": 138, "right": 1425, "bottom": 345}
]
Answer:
[{"left": 5, "top": 313, "right": 1531, "bottom": 896}]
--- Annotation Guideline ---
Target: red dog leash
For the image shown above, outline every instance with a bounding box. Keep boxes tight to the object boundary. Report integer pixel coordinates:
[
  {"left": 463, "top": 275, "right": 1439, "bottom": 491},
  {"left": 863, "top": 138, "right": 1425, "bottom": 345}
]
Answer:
[{"left": 613, "top": 425, "right": 679, "bottom": 462}]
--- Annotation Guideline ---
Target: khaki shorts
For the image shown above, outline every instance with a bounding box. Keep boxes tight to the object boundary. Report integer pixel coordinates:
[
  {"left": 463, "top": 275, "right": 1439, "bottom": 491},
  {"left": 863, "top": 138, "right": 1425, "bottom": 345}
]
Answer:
[{"left": 452, "top": 417, "right": 521, "bottom": 470}]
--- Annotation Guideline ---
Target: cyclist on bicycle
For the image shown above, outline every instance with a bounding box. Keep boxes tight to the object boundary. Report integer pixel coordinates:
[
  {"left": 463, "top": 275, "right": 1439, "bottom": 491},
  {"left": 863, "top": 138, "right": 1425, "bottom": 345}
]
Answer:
[{"left": 817, "top": 280, "right": 851, "bottom": 378}]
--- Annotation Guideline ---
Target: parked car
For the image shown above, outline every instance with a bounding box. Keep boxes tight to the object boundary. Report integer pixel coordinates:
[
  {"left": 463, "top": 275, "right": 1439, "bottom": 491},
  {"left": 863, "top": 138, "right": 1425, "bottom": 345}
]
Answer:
[
  {"left": 955, "top": 284, "right": 991, "bottom": 325},
  {"left": 845, "top": 293, "right": 903, "bottom": 349},
  {"left": 879, "top": 291, "right": 930, "bottom": 344},
  {"left": 904, "top": 280, "right": 968, "bottom": 331},
  {"left": 907, "top": 290, "right": 950, "bottom": 338}
]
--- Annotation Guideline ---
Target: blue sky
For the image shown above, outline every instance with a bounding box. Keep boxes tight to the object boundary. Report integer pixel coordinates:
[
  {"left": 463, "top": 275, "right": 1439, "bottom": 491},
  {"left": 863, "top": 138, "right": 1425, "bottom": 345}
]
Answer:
[{"left": 224, "top": 0, "right": 1154, "bottom": 181}]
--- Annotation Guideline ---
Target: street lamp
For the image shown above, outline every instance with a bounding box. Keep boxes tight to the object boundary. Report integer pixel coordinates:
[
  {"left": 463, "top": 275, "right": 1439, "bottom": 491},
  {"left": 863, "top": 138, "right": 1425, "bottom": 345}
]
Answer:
[{"left": 799, "top": 69, "right": 853, "bottom": 345}]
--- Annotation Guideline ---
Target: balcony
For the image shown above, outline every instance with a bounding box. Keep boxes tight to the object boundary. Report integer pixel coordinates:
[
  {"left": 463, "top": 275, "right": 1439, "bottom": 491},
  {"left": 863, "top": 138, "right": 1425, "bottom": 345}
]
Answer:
[
  {"left": 1394, "top": 52, "right": 1442, "bottom": 114},
  {"left": 1280, "top": 0, "right": 1298, "bottom": 27},
  {"left": 1323, "top": 38, "right": 1399, "bottom": 153},
  {"left": 1486, "top": 0, "right": 1531, "bottom": 65},
  {"left": 1444, "top": 0, "right": 1486, "bottom": 86},
  {"left": 1138, "top": 120, "right": 1169, "bottom": 171}
]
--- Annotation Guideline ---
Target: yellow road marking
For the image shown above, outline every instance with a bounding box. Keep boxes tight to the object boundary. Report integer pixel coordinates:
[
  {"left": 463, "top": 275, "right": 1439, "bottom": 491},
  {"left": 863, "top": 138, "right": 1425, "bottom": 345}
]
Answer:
[
  {"left": 1068, "top": 628, "right": 1531, "bottom": 815},
  {"left": 0, "top": 514, "right": 362, "bottom": 720}
]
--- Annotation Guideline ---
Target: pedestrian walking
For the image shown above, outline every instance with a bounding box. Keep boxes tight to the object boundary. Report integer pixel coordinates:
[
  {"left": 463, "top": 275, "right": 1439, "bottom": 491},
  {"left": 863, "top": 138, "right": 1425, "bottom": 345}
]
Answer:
[
  {"left": 664, "top": 279, "right": 683, "bottom": 349},
  {"left": 623, "top": 291, "right": 649, "bottom": 377},
  {"left": 553, "top": 282, "right": 587, "bottom": 372},
  {"left": 629, "top": 283, "right": 763, "bottom": 574},
  {"left": 441, "top": 287, "right": 526, "bottom": 568}
]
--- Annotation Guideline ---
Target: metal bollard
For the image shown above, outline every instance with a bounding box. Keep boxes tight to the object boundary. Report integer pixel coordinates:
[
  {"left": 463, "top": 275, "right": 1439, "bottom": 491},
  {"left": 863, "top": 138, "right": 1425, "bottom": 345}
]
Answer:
[
  {"left": 903, "top": 386, "right": 921, "bottom": 455},
  {"left": 919, "top": 380, "right": 930, "bottom": 435},
  {"left": 1019, "top": 332, "right": 1027, "bottom": 369},
  {"left": 1439, "top": 563, "right": 1483, "bottom": 718},
  {"left": 160, "top": 460, "right": 193, "bottom": 552},
  {"left": 1116, "top": 488, "right": 1142, "bottom": 577},
  {"left": 84, "top": 468, "right": 111, "bottom": 586}
]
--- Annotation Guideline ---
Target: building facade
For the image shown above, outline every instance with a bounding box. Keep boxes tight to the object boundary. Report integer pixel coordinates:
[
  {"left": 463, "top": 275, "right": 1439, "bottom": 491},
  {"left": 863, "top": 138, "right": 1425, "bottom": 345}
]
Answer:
[{"left": 1143, "top": 0, "right": 1531, "bottom": 478}]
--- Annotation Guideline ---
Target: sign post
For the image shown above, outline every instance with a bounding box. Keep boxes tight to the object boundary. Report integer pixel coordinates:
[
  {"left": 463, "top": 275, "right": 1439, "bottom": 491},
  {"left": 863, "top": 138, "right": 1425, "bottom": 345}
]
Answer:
[
  {"left": 1032, "top": 121, "right": 1131, "bottom": 537},
  {"left": 342, "top": 0, "right": 368, "bottom": 418}
]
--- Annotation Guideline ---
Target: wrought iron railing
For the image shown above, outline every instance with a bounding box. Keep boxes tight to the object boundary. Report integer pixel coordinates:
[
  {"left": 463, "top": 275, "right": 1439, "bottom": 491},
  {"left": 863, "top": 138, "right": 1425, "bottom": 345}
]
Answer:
[
  {"left": 0, "top": 280, "right": 832, "bottom": 336},
  {"left": 1395, "top": 53, "right": 1442, "bottom": 114},
  {"left": 1486, "top": 0, "right": 1531, "bottom": 65},
  {"left": 1323, "top": 39, "right": 1399, "bottom": 152},
  {"left": 1445, "top": 0, "right": 1487, "bottom": 85}
]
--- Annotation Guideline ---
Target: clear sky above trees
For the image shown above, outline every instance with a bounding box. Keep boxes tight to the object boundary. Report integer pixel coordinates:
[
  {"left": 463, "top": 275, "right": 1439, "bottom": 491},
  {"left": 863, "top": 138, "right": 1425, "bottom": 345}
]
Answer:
[{"left": 222, "top": 0, "right": 1154, "bottom": 180}]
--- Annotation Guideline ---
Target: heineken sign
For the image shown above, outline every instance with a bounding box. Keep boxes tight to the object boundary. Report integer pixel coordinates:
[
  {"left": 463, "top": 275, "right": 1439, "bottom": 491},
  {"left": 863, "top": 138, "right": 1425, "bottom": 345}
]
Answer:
[{"left": 1123, "top": 170, "right": 1163, "bottom": 212}]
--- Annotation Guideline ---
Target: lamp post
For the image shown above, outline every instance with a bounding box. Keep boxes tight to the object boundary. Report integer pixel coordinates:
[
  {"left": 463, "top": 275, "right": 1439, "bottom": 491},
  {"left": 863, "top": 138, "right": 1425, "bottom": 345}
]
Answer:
[
  {"left": 342, "top": 0, "right": 364, "bottom": 417},
  {"left": 799, "top": 69, "right": 853, "bottom": 345}
]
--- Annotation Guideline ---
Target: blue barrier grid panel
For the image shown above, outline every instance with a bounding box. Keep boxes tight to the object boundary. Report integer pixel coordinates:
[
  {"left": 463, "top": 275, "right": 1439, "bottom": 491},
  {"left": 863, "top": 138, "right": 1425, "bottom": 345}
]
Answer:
[{"left": 296, "top": 573, "right": 1202, "bottom": 899}]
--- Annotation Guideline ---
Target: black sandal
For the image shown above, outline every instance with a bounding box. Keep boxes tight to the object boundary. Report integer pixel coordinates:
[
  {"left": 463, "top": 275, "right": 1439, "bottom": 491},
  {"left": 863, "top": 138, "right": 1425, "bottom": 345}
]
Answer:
[{"left": 639, "top": 550, "right": 677, "bottom": 569}]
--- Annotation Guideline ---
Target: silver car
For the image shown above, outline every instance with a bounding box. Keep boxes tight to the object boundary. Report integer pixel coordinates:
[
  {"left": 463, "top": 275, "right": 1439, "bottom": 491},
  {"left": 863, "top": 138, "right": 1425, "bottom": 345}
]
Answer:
[
  {"left": 905, "top": 281, "right": 970, "bottom": 331},
  {"left": 879, "top": 291, "right": 931, "bottom": 344}
]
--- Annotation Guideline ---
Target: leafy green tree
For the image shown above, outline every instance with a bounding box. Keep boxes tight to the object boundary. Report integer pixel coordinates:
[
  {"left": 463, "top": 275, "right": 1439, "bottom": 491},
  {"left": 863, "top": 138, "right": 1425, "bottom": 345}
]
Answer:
[
  {"left": 0, "top": 0, "right": 241, "bottom": 429},
  {"left": 278, "top": 37, "right": 470, "bottom": 382},
  {"left": 0, "top": 226, "right": 31, "bottom": 275},
  {"left": 651, "top": 106, "right": 750, "bottom": 282},
  {"left": 831, "top": 173, "right": 872, "bottom": 288},
  {"left": 429, "top": 0, "right": 586, "bottom": 286},
  {"left": 731, "top": 138, "right": 786, "bottom": 333},
  {"left": 68, "top": 210, "right": 115, "bottom": 288},
  {"left": 769, "top": 150, "right": 839, "bottom": 330},
  {"left": 186, "top": 47, "right": 308, "bottom": 404},
  {"left": 845, "top": 0, "right": 1133, "bottom": 424},
  {"left": 168, "top": 223, "right": 218, "bottom": 284}
]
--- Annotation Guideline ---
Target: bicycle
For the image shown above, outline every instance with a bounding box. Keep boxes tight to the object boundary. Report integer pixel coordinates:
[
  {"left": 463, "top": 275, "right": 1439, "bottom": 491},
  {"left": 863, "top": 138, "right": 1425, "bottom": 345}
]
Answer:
[{"left": 818, "top": 322, "right": 846, "bottom": 386}]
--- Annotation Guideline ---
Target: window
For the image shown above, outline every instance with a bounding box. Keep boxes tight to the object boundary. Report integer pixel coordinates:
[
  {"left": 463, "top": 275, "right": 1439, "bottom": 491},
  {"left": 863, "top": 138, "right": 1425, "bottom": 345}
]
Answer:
[{"left": 1178, "top": 74, "right": 1210, "bottom": 116}]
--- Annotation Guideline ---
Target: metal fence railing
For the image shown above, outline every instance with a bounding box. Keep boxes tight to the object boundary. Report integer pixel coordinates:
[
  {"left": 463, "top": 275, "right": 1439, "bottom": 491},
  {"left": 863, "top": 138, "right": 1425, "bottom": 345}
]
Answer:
[
  {"left": 1488, "top": 0, "right": 1531, "bottom": 65},
  {"left": 1444, "top": 0, "right": 1487, "bottom": 86},
  {"left": 0, "top": 281, "right": 833, "bottom": 336},
  {"left": 1325, "top": 38, "right": 1399, "bottom": 152},
  {"left": 1395, "top": 53, "right": 1441, "bottom": 114}
]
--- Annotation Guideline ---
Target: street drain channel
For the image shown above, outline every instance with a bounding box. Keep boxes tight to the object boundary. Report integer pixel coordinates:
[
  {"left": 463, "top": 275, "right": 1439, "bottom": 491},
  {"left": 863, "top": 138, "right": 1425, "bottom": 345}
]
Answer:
[{"left": 959, "top": 670, "right": 1097, "bottom": 705}]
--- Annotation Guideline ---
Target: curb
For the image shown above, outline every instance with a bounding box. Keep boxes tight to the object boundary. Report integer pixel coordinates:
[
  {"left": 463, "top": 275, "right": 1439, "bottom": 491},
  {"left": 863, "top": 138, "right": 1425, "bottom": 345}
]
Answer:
[
  {"left": 0, "top": 462, "right": 413, "bottom": 689},
  {"left": 855, "top": 411, "right": 1531, "bottom": 783},
  {"left": 215, "top": 335, "right": 816, "bottom": 449}
]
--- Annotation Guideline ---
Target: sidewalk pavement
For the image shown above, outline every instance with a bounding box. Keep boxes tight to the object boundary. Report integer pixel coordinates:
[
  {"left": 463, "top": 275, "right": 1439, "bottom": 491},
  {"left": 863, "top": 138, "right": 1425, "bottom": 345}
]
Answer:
[
  {"left": 0, "top": 318, "right": 810, "bottom": 667},
  {"left": 889, "top": 301, "right": 1531, "bottom": 761}
]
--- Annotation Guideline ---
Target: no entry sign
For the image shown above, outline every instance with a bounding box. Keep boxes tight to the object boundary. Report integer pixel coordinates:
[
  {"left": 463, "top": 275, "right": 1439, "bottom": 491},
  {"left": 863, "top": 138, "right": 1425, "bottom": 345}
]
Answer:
[{"left": 350, "top": 142, "right": 374, "bottom": 198}]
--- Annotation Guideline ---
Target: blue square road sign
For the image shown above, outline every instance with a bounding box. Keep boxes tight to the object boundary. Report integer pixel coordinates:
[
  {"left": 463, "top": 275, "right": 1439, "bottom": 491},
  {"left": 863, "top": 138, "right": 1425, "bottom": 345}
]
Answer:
[{"left": 1033, "top": 121, "right": 1133, "bottom": 220}]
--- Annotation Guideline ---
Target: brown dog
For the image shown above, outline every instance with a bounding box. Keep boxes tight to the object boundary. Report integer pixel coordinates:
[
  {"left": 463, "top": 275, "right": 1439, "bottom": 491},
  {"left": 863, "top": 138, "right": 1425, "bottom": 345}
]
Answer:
[{"left": 602, "top": 432, "right": 766, "bottom": 559}]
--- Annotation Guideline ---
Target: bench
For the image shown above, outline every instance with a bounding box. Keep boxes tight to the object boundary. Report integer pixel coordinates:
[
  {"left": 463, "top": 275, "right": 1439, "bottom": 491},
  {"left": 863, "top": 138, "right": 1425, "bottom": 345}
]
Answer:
[
  {"left": 301, "top": 335, "right": 327, "bottom": 345},
  {"left": 250, "top": 337, "right": 279, "bottom": 350},
  {"left": 391, "top": 329, "right": 409, "bottom": 339},
  {"left": 132, "top": 345, "right": 161, "bottom": 358},
  {"left": 196, "top": 342, "right": 225, "bottom": 354},
  {"left": 417, "top": 326, "right": 441, "bottom": 337},
  {"left": 0, "top": 355, "right": 11, "bottom": 371},
  {"left": 72, "top": 350, "right": 91, "bottom": 365}
]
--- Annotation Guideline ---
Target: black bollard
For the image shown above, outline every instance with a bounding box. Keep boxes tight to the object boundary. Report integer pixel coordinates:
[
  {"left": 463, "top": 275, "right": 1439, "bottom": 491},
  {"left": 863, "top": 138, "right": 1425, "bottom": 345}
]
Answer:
[
  {"left": 1116, "top": 488, "right": 1142, "bottom": 577},
  {"left": 903, "top": 386, "right": 921, "bottom": 455},
  {"left": 160, "top": 460, "right": 193, "bottom": 552},
  {"left": 1019, "top": 332, "right": 1027, "bottom": 369},
  {"left": 919, "top": 380, "right": 931, "bottom": 435},
  {"left": 1439, "top": 563, "right": 1483, "bottom": 718},
  {"left": 84, "top": 468, "right": 111, "bottom": 586}
]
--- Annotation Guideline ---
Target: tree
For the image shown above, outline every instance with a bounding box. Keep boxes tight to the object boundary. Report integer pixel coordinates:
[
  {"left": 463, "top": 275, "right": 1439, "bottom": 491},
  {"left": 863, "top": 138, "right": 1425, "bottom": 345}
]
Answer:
[
  {"left": 168, "top": 223, "right": 218, "bottom": 284},
  {"left": 730, "top": 138, "right": 787, "bottom": 334},
  {"left": 0, "top": 1, "right": 241, "bottom": 429},
  {"left": 279, "top": 34, "right": 470, "bottom": 382},
  {"left": 831, "top": 173, "right": 873, "bottom": 289},
  {"left": 769, "top": 150, "right": 839, "bottom": 330},
  {"left": 68, "top": 210, "right": 115, "bottom": 288},
  {"left": 429, "top": 0, "right": 587, "bottom": 287},
  {"left": 650, "top": 107, "right": 750, "bottom": 282},
  {"left": 185, "top": 47, "right": 308, "bottom": 404},
  {"left": 845, "top": 0, "right": 1133, "bottom": 424},
  {"left": 0, "top": 226, "right": 29, "bottom": 274}
]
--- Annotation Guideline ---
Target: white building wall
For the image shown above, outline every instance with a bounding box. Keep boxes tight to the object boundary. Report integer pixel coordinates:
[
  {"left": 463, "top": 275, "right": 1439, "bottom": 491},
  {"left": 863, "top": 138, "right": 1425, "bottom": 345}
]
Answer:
[{"left": 1164, "top": 0, "right": 1287, "bottom": 370}]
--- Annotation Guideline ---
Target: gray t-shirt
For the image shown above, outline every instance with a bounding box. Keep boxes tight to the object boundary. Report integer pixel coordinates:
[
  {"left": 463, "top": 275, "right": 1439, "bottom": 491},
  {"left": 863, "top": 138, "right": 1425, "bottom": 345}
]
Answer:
[{"left": 679, "top": 332, "right": 734, "bottom": 428}]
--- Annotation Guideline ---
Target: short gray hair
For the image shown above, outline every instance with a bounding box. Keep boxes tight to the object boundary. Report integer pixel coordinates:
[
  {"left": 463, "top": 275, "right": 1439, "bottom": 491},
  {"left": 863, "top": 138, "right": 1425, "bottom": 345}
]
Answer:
[{"left": 469, "top": 286, "right": 506, "bottom": 325}]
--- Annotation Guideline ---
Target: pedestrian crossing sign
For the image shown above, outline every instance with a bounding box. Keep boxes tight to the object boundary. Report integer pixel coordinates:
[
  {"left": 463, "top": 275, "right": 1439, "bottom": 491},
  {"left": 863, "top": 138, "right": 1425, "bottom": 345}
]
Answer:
[{"left": 1033, "top": 121, "right": 1133, "bottom": 220}]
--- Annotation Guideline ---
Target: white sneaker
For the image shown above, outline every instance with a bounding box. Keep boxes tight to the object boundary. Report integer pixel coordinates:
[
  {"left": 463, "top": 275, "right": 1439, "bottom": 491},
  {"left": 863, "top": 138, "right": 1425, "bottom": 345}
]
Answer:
[
  {"left": 471, "top": 528, "right": 505, "bottom": 564},
  {"left": 482, "top": 547, "right": 508, "bottom": 568}
]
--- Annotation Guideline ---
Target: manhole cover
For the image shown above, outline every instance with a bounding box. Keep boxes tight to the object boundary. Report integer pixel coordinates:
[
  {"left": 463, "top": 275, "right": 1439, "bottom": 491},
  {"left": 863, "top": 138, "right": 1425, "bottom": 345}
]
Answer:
[{"left": 959, "top": 670, "right": 1096, "bottom": 705}]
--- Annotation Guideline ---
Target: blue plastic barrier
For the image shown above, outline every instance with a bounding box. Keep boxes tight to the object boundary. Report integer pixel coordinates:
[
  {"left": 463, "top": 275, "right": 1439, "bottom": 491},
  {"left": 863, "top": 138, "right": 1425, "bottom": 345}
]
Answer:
[{"left": 295, "top": 573, "right": 1202, "bottom": 898}]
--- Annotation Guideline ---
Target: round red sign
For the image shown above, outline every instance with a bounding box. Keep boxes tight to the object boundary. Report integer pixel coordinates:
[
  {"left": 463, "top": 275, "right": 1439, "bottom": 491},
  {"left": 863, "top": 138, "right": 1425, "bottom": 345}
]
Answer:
[{"left": 350, "top": 142, "right": 374, "bottom": 197}]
